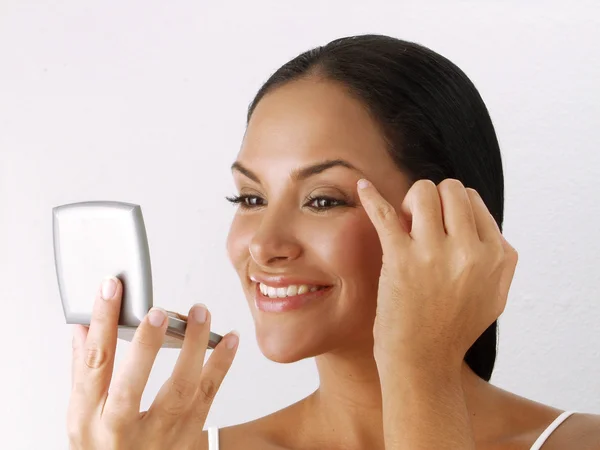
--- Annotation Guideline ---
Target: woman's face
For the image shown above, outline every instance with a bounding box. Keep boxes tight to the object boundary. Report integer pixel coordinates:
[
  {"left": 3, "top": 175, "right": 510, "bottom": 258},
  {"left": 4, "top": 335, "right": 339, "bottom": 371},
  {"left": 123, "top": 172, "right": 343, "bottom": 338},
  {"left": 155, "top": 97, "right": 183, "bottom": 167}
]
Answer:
[{"left": 226, "top": 78, "right": 411, "bottom": 363}]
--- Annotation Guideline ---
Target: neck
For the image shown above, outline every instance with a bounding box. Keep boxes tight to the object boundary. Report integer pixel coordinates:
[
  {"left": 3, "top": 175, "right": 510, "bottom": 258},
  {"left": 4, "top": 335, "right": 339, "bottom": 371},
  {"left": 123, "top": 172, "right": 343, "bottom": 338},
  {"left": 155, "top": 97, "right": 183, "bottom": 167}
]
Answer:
[{"left": 302, "top": 341, "right": 491, "bottom": 450}]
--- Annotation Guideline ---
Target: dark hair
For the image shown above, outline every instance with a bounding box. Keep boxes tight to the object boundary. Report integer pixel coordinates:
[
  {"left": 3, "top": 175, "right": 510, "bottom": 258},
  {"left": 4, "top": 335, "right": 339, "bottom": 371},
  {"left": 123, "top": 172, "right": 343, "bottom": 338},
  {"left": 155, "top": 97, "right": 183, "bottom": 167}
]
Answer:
[{"left": 246, "top": 34, "right": 504, "bottom": 382}]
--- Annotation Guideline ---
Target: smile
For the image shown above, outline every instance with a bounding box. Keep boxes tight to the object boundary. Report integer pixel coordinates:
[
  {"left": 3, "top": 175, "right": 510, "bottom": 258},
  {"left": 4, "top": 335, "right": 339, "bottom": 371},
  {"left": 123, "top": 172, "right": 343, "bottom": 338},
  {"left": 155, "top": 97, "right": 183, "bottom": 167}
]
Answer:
[
  {"left": 253, "top": 282, "right": 333, "bottom": 313},
  {"left": 258, "top": 282, "right": 326, "bottom": 298}
]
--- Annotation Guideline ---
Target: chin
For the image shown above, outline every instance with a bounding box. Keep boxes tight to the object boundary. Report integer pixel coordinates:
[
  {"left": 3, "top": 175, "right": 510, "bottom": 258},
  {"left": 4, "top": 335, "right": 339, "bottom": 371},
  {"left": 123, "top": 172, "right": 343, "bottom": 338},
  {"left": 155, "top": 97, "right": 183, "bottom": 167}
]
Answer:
[{"left": 252, "top": 320, "right": 332, "bottom": 363}]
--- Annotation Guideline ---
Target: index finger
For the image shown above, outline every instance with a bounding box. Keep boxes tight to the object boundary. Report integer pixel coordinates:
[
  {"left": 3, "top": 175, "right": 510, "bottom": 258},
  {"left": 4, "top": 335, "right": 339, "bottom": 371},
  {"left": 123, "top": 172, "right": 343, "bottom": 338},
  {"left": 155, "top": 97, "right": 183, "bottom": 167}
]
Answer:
[
  {"left": 356, "top": 179, "right": 411, "bottom": 256},
  {"left": 78, "top": 277, "right": 122, "bottom": 404}
]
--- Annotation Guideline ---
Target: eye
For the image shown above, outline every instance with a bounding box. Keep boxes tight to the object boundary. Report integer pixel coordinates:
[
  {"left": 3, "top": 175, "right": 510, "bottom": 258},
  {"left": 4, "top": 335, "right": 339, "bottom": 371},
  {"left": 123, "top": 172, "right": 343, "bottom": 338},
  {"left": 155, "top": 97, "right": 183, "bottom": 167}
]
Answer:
[
  {"left": 225, "top": 194, "right": 351, "bottom": 211},
  {"left": 305, "top": 195, "right": 347, "bottom": 210},
  {"left": 225, "top": 194, "right": 265, "bottom": 209}
]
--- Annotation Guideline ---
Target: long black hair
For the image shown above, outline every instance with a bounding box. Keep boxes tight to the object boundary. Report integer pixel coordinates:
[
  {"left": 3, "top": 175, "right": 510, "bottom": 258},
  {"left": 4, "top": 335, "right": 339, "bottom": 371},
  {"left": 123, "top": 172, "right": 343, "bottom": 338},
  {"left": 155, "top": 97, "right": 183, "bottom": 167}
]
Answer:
[{"left": 246, "top": 34, "right": 504, "bottom": 382}]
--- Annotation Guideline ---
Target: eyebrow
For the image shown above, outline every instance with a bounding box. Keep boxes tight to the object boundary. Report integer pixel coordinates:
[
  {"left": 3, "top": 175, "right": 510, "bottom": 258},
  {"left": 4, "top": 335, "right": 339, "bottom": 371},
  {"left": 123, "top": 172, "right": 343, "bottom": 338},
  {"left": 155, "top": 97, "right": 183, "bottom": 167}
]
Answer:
[{"left": 230, "top": 159, "right": 364, "bottom": 183}]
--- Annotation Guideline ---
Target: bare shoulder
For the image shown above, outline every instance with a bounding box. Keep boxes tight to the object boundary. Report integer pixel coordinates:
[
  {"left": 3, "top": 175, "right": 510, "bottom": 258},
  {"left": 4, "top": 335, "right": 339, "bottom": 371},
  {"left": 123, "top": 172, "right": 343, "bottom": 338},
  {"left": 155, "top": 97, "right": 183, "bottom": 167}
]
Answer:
[
  {"left": 473, "top": 382, "right": 600, "bottom": 450},
  {"left": 499, "top": 412, "right": 600, "bottom": 450},
  {"left": 200, "top": 398, "right": 307, "bottom": 450},
  {"left": 533, "top": 412, "right": 600, "bottom": 450}
]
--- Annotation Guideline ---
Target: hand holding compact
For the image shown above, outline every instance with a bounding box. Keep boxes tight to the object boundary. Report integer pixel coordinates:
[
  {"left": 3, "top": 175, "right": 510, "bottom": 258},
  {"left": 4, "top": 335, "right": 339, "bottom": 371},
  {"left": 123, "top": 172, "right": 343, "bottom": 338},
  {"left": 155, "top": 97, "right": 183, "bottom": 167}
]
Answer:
[
  {"left": 357, "top": 178, "right": 518, "bottom": 371},
  {"left": 67, "top": 277, "right": 239, "bottom": 450}
]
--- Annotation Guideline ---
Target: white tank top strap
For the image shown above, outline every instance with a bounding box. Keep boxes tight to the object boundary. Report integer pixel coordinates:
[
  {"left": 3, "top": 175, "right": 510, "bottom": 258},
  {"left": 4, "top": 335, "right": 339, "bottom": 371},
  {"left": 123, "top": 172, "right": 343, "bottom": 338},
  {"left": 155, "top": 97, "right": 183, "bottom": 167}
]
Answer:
[
  {"left": 207, "top": 426, "right": 220, "bottom": 450},
  {"left": 529, "top": 410, "right": 577, "bottom": 450}
]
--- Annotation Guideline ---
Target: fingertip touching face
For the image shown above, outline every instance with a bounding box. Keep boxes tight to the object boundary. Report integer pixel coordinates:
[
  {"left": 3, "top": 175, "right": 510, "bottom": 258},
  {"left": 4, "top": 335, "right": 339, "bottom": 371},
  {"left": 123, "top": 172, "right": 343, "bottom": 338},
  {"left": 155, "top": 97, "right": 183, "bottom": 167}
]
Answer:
[{"left": 226, "top": 77, "right": 411, "bottom": 363}]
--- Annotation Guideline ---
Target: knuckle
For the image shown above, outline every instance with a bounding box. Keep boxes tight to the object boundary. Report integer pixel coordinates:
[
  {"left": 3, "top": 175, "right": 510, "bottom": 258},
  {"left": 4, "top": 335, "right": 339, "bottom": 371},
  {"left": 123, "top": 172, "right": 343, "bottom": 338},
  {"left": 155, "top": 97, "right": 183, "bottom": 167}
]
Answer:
[
  {"left": 466, "top": 189, "right": 482, "bottom": 206},
  {"left": 438, "top": 178, "right": 465, "bottom": 191},
  {"left": 168, "top": 376, "right": 197, "bottom": 402},
  {"left": 198, "top": 377, "right": 218, "bottom": 404},
  {"left": 419, "top": 250, "right": 437, "bottom": 266},
  {"left": 375, "top": 201, "right": 396, "bottom": 221},
  {"left": 66, "top": 416, "right": 84, "bottom": 442},
  {"left": 84, "top": 342, "right": 110, "bottom": 370},
  {"left": 507, "top": 244, "right": 518, "bottom": 262},
  {"left": 465, "top": 187, "right": 479, "bottom": 199},
  {"left": 66, "top": 430, "right": 85, "bottom": 447},
  {"left": 412, "top": 179, "right": 437, "bottom": 198},
  {"left": 492, "top": 250, "right": 505, "bottom": 269},
  {"left": 66, "top": 411, "right": 96, "bottom": 447},
  {"left": 414, "top": 179, "right": 437, "bottom": 190},
  {"left": 454, "top": 246, "right": 476, "bottom": 268}
]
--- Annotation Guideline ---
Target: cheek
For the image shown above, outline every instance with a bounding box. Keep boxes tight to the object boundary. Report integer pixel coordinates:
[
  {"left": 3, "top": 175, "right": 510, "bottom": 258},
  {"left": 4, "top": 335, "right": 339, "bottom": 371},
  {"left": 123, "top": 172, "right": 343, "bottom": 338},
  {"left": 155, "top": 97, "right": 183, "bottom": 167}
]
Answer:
[
  {"left": 312, "top": 212, "right": 383, "bottom": 289},
  {"left": 226, "top": 215, "right": 252, "bottom": 271}
]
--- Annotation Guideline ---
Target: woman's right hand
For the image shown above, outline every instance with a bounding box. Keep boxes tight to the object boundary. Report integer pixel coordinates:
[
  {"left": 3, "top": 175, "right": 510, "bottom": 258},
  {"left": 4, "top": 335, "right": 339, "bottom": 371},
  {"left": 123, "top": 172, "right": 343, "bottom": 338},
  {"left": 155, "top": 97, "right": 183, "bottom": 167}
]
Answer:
[{"left": 67, "top": 276, "right": 239, "bottom": 450}]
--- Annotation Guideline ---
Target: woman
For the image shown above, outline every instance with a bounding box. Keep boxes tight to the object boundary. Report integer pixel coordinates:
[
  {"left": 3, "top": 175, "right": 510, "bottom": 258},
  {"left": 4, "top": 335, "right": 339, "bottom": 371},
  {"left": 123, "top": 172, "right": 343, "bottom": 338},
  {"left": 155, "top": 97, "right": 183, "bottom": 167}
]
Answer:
[{"left": 67, "top": 35, "right": 600, "bottom": 449}]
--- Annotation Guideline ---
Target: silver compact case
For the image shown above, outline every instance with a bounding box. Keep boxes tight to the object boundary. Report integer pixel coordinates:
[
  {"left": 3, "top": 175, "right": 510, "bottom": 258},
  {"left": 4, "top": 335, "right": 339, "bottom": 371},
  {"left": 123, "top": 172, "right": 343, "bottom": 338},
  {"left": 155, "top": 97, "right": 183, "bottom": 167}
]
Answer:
[{"left": 52, "top": 200, "right": 222, "bottom": 349}]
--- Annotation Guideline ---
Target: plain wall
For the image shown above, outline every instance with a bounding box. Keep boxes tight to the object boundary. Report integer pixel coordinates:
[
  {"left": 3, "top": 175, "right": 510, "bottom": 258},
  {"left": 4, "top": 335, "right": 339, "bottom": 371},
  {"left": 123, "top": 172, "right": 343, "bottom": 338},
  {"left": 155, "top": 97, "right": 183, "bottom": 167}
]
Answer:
[{"left": 1, "top": 1, "right": 599, "bottom": 448}]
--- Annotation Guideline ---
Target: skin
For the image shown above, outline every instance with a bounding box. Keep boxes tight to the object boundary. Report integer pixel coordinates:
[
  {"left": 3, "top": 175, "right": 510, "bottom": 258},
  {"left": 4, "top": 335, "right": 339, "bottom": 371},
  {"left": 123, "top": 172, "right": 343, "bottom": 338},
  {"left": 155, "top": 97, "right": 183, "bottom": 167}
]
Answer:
[
  {"left": 66, "top": 76, "right": 600, "bottom": 449},
  {"left": 218, "top": 77, "right": 600, "bottom": 449},
  {"left": 68, "top": 281, "right": 240, "bottom": 449}
]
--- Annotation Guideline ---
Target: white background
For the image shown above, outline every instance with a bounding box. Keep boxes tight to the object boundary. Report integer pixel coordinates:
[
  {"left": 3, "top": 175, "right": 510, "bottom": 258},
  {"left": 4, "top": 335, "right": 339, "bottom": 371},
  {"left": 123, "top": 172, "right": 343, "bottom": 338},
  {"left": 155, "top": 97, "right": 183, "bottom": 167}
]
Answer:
[{"left": 1, "top": 1, "right": 599, "bottom": 448}]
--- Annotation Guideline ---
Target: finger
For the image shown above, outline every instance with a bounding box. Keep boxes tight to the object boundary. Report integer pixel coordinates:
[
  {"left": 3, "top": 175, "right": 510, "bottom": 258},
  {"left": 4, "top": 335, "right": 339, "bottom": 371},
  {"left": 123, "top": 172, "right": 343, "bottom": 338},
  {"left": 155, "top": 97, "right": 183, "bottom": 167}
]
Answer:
[
  {"left": 71, "top": 324, "right": 89, "bottom": 391},
  {"left": 465, "top": 188, "right": 500, "bottom": 243},
  {"left": 356, "top": 179, "right": 411, "bottom": 255},
  {"left": 103, "top": 306, "right": 168, "bottom": 419},
  {"left": 78, "top": 276, "right": 122, "bottom": 406},
  {"left": 149, "top": 304, "right": 212, "bottom": 420},
  {"left": 400, "top": 179, "right": 445, "bottom": 243},
  {"left": 438, "top": 179, "right": 477, "bottom": 241},
  {"left": 186, "top": 331, "right": 239, "bottom": 424}
]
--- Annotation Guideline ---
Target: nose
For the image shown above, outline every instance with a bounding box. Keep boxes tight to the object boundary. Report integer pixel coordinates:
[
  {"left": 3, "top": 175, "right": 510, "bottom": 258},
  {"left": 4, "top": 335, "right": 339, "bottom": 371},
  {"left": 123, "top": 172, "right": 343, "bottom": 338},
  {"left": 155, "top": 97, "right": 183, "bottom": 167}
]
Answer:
[{"left": 248, "top": 212, "right": 302, "bottom": 267}]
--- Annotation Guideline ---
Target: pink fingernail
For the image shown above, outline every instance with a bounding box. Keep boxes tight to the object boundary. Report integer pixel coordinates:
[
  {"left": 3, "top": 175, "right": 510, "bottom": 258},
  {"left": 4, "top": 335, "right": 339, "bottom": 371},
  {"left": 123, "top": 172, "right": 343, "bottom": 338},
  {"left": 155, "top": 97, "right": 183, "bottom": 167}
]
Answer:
[
  {"left": 226, "top": 331, "right": 240, "bottom": 349},
  {"left": 357, "top": 179, "right": 371, "bottom": 189},
  {"left": 148, "top": 307, "right": 166, "bottom": 327},
  {"left": 192, "top": 303, "right": 208, "bottom": 324},
  {"left": 101, "top": 276, "right": 118, "bottom": 300}
]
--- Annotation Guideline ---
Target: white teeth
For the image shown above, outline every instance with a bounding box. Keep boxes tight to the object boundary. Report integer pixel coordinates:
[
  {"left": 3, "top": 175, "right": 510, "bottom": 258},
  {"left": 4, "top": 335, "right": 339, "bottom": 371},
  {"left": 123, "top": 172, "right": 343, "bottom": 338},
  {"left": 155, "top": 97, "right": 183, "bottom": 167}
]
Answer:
[
  {"left": 297, "top": 285, "right": 309, "bottom": 295},
  {"left": 259, "top": 282, "right": 322, "bottom": 298},
  {"left": 286, "top": 285, "right": 298, "bottom": 296}
]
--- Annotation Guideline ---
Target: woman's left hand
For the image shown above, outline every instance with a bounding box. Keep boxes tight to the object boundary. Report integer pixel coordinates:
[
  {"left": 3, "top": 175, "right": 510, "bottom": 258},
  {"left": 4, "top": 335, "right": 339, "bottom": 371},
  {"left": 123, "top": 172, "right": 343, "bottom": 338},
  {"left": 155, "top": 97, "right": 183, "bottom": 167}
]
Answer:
[{"left": 357, "top": 178, "right": 518, "bottom": 372}]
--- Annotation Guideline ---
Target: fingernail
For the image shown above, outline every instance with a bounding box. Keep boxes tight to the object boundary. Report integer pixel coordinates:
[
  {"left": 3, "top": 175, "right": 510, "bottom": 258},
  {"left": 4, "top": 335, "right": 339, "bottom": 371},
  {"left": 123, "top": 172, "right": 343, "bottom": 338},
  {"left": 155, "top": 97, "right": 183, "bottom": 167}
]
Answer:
[
  {"left": 226, "top": 330, "right": 240, "bottom": 349},
  {"left": 101, "top": 276, "right": 118, "bottom": 300},
  {"left": 192, "top": 303, "right": 207, "bottom": 324},
  {"left": 357, "top": 179, "right": 371, "bottom": 189},
  {"left": 148, "top": 307, "right": 167, "bottom": 327}
]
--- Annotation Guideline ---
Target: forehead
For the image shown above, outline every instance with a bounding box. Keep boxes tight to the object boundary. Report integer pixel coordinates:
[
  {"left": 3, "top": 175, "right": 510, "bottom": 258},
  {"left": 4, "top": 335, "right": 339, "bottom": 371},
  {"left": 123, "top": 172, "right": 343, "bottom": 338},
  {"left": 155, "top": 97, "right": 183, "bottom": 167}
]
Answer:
[{"left": 237, "top": 78, "right": 395, "bottom": 173}]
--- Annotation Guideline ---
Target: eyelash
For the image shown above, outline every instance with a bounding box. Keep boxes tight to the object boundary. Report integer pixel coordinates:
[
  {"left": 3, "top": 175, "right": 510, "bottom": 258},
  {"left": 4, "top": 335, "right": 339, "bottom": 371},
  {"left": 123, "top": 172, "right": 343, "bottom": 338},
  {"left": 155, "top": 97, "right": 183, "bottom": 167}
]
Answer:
[{"left": 225, "top": 194, "right": 349, "bottom": 211}]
